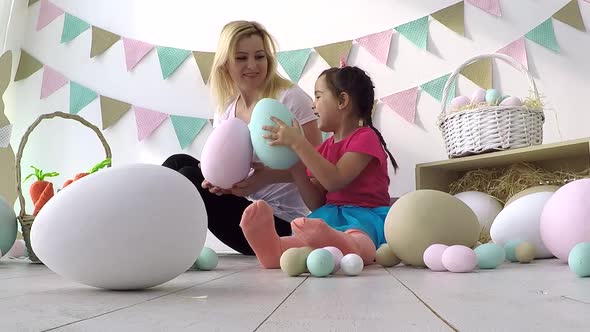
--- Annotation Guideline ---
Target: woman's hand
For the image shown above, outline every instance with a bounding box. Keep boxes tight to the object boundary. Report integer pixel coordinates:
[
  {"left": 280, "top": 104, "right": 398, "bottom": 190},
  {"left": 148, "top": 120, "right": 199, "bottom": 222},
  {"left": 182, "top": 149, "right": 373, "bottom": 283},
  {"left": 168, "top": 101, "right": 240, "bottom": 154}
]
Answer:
[
  {"left": 263, "top": 116, "right": 305, "bottom": 148},
  {"left": 231, "top": 162, "right": 268, "bottom": 197},
  {"left": 201, "top": 180, "right": 232, "bottom": 196}
]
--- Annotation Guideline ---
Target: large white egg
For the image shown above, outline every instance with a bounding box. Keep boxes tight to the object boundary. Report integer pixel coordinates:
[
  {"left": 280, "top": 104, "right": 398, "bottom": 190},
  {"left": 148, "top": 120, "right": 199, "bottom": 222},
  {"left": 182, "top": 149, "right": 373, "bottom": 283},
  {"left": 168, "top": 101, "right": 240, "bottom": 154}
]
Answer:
[
  {"left": 200, "top": 117, "right": 253, "bottom": 189},
  {"left": 454, "top": 191, "right": 503, "bottom": 233},
  {"left": 490, "top": 192, "right": 553, "bottom": 258},
  {"left": 31, "top": 163, "right": 207, "bottom": 290}
]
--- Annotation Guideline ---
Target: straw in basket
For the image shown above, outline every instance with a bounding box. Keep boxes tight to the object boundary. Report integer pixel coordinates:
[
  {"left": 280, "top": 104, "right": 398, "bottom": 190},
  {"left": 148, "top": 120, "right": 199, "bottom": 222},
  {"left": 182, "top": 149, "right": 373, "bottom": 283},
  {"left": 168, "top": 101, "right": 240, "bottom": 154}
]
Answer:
[
  {"left": 438, "top": 53, "right": 545, "bottom": 159},
  {"left": 15, "top": 111, "right": 112, "bottom": 263}
]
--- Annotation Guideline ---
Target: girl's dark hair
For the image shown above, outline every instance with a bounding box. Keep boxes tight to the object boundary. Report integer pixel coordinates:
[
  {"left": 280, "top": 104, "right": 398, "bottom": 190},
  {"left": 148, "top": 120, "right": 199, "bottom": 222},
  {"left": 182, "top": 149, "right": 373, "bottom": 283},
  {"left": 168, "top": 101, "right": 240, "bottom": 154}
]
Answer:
[{"left": 319, "top": 66, "right": 399, "bottom": 171}]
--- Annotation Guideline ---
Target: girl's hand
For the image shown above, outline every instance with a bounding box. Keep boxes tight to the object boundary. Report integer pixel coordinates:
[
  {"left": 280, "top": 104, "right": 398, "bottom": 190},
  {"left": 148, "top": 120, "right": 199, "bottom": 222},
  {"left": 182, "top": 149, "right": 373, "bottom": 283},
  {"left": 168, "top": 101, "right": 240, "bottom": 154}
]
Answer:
[
  {"left": 201, "top": 180, "right": 232, "bottom": 196},
  {"left": 231, "top": 162, "right": 268, "bottom": 197},
  {"left": 263, "top": 116, "right": 304, "bottom": 148}
]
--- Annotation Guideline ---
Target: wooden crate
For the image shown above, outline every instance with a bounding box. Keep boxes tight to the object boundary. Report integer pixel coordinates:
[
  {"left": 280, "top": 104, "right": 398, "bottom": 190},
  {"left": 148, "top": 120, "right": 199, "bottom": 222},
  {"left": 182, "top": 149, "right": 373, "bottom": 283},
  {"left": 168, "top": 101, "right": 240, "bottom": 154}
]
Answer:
[{"left": 415, "top": 138, "right": 590, "bottom": 192}]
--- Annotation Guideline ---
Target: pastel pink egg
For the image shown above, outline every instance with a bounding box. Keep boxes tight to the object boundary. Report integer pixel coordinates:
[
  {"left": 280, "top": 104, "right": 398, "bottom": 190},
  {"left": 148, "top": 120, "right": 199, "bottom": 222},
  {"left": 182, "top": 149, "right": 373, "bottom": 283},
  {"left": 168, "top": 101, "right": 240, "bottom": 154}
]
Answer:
[
  {"left": 471, "top": 88, "right": 486, "bottom": 103},
  {"left": 540, "top": 179, "right": 590, "bottom": 261},
  {"left": 423, "top": 244, "right": 448, "bottom": 271},
  {"left": 323, "top": 246, "right": 344, "bottom": 273},
  {"left": 450, "top": 96, "right": 470, "bottom": 110},
  {"left": 200, "top": 118, "right": 253, "bottom": 189},
  {"left": 442, "top": 245, "right": 477, "bottom": 273}
]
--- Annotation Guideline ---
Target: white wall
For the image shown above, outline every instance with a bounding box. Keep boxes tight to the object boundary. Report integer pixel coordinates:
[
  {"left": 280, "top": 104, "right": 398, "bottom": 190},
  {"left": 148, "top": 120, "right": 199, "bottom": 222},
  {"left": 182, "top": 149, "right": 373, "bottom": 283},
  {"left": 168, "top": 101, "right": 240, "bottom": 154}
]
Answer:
[{"left": 3, "top": 0, "right": 590, "bottom": 252}]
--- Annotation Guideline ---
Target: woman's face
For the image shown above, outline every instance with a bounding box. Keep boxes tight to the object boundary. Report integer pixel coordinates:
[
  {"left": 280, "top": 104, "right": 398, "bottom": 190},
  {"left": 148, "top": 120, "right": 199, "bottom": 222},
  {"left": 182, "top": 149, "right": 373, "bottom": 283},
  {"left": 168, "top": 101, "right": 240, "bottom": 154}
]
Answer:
[{"left": 226, "top": 34, "right": 268, "bottom": 94}]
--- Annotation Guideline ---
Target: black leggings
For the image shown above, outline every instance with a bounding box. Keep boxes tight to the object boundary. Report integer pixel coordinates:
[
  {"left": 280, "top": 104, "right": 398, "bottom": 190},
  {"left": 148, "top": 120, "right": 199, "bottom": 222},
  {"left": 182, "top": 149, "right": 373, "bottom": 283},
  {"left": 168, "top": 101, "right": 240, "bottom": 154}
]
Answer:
[{"left": 162, "top": 154, "right": 293, "bottom": 255}]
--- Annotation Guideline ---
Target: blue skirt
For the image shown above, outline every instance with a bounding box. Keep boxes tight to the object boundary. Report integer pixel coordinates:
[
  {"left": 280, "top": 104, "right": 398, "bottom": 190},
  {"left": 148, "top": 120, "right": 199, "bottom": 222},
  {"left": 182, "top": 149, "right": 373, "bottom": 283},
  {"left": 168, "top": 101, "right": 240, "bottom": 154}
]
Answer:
[{"left": 307, "top": 204, "right": 390, "bottom": 247}]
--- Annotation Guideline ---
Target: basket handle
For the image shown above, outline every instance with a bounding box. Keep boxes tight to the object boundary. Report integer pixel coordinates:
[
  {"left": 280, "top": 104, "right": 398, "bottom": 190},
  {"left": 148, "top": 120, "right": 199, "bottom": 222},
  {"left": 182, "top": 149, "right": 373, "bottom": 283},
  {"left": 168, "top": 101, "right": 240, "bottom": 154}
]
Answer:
[
  {"left": 440, "top": 53, "right": 540, "bottom": 115},
  {"left": 15, "top": 111, "right": 112, "bottom": 219}
]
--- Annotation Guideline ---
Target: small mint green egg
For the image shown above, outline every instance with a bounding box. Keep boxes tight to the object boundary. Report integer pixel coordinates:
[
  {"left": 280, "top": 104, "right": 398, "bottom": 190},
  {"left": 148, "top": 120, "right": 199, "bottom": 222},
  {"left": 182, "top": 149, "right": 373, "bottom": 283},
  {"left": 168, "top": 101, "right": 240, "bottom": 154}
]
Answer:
[
  {"left": 306, "top": 249, "right": 334, "bottom": 277},
  {"left": 504, "top": 239, "right": 524, "bottom": 262},
  {"left": 475, "top": 243, "right": 505, "bottom": 269},
  {"left": 194, "top": 247, "right": 218, "bottom": 271},
  {"left": 485, "top": 89, "right": 501, "bottom": 106},
  {"left": 568, "top": 242, "right": 590, "bottom": 277},
  {"left": 248, "top": 98, "right": 300, "bottom": 170}
]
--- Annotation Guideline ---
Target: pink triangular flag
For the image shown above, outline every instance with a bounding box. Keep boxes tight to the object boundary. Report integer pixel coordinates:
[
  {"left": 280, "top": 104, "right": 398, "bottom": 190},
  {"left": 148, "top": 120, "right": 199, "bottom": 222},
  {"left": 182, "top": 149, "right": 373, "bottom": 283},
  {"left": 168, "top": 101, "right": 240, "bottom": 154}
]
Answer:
[
  {"left": 36, "top": 0, "right": 64, "bottom": 31},
  {"left": 355, "top": 29, "right": 393, "bottom": 64},
  {"left": 466, "top": 0, "right": 502, "bottom": 17},
  {"left": 496, "top": 38, "right": 528, "bottom": 69},
  {"left": 381, "top": 87, "right": 419, "bottom": 124},
  {"left": 123, "top": 37, "right": 154, "bottom": 71},
  {"left": 40, "top": 65, "right": 69, "bottom": 99},
  {"left": 134, "top": 106, "right": 168, "bottom": 141}
]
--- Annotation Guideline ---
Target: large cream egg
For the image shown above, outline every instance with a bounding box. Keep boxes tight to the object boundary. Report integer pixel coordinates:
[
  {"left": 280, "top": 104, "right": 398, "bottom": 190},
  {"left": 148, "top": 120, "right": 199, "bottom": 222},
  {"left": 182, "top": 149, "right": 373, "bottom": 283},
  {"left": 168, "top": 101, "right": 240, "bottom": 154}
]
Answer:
[
  {"left": 31, "top": 164, "right": 208, "bottom": 290},
  {"left": 454, "top": 191, "right": 503, "bottom": 234},
  {"left": 200, "top": 117, "right": 253, "bottom": 189}
]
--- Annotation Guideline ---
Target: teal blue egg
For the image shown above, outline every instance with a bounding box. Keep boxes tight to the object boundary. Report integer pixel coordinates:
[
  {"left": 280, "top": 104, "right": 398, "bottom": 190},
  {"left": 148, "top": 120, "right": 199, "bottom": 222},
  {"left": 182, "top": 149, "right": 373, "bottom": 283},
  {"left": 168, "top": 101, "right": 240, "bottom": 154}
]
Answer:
[
  {"left": 568, "top": 242, "right": 590, "bottom": 277},
  {"left": 0, "top": 196, "right": 17, "bottom": 256},
  {"left": 485, "top": 89, "right": 501, "bottom": 106},
  {"left": 306, "top": 249, "right": 335, "bottom": 277},
  {"left": 504, "top": 239, "right": 524, "bottom": 262},
  {"left": 194, "top": 247, "right": 218, "bottom": 271},
  {"left": 475, "top": 243, "right": 505, "bottom": 269},
  {"left": 248, "top": 98, "right": 300, "bottom": 170}
]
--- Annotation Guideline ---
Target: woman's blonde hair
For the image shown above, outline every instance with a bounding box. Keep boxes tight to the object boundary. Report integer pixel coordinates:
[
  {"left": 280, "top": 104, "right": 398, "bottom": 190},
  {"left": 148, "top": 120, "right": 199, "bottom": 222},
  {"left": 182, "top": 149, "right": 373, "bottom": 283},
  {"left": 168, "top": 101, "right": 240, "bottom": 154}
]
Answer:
[{"left": 209, "top": 21, "right": 292, "bottom": 113}]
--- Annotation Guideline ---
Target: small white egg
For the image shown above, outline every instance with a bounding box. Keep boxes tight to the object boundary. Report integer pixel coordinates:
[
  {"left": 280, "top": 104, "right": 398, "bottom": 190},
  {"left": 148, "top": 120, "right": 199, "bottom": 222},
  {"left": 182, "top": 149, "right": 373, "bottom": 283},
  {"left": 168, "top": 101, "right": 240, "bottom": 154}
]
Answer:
[{"left": 340, "top": 254, "right": 364, "bottom": 276}]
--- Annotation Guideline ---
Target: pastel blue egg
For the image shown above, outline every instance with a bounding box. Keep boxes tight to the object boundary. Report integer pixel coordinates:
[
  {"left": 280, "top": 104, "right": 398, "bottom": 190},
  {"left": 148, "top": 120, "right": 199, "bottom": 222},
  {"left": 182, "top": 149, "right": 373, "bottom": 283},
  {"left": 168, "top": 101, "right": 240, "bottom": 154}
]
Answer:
[
  {"left": 475, "top": 243, "right": 505, "bottom": 269},
  {"left": 0, "top": 196, "right": 17, "bottom": 256},
  {"left": 485, "top": 89, "right": 501, "bottom": 106},
  {"left": 306, "top": 249, "right": 334, "bottom": 277},
  {"left": 249, "top": 98, "right": 300, "bottom": 170},
  {"left": 568, "top": 242, "right": 590, "bottom": 277},
  {"left": 504, "top": 239, "right": 524, "bottom": 262},
  {"left": 194, "top": 247, "right": 218, "bottom": 271}
]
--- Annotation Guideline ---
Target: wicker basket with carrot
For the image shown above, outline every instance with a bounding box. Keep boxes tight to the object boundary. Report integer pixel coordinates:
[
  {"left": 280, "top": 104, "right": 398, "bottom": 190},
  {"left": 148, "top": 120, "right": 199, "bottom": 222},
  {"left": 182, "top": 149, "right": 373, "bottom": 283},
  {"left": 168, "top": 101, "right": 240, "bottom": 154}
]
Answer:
[{"left": 15, "top": 111, "right": 112, "bottom": 263}]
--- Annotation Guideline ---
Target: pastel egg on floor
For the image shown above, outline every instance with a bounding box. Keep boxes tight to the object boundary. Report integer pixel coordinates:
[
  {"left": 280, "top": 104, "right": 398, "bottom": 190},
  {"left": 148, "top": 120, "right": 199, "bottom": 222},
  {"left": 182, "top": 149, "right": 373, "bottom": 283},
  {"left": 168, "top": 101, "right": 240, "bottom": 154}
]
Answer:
[
  {"left": 471, "top": 88, "right": 486, "bottom": 103},
  {"left": 442, "top": 245, "right": 477, "bottom": 273},
  {"left": 504, "top": 239, "right": 524, "bottom": 262},
  {"left": 7, "top": 239, "right": 27, "bottom": 258},
  {"left": 194, "top": 247, "right": 218, "bottom": 271},
  {"left": 485, "top": 89, "right": 501, "bottom": 106},
  {"left": 568, "top": 242, "right": 590, "bottom": 277},
  {"left": 31, "top": 164, "right": 208, "bottom": 290},
  {"left": 375, "top": 244, "right": 401, "bottom": 267},
  {"left": 490, "top": 192, "right": 554, "bottom": 258},
  {"left": 450, "top": 96, "right": 470, "bottom": 110},
  {"left": 474, "top": 243, "right": 505, "bottom": 269},
  {"left": 340, "top": 253, "right": 364, "bottom": 276},
  {"left": 540, "top": 178, "right": 590, "bottom": 262},
  {"left": 200, "top": 117, "right": 253, "bottom": 189},
  {"left": 306, "top": 248, "right": 334, "bottom": 277},
  {"left": 499, "top": 96, "right": 522, "bottom": 107},
  {"left": 280, "top": 247, "right": 312, "bottom": 277},
  {"left": 515, "top": 242, "right": 536, "bottom": 263},
  {"left": 454, "top": 191, "right": 503, "bottom": 236},
  {"left": 423, "top": 244, "right": 448, "bottom": 271},
  {"left": 323, "top": 246, "right": 344, "bottom": 273},
  {"left": 0, "top": 195, "right": 17, "bottom": 256},
  {"left": 249, "top": 98, "right": 300, "bottom": 170}
]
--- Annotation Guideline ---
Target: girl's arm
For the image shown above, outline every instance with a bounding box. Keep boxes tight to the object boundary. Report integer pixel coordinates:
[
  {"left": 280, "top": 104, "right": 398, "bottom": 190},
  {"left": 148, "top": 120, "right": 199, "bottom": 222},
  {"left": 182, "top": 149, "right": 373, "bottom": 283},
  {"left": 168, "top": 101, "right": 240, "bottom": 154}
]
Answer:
[{"left": 290, "top": 162, "right": 326, "bottom": 211}]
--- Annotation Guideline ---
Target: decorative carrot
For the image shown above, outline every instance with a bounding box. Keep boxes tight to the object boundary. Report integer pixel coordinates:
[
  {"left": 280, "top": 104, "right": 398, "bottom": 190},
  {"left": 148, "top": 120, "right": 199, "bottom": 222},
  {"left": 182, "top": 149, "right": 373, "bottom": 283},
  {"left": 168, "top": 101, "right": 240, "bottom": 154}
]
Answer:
[
  {"left": 24, "top": 166, "right": 59, "bottom": 216},
  {"left": 62, "top": 158, "right": 111, "bottom": 189}
]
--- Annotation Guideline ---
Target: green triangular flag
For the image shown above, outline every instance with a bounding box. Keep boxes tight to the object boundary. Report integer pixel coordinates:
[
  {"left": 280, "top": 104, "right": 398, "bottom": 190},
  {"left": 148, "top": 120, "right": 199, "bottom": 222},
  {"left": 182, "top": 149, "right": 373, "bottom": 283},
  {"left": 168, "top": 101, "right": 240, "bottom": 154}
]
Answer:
[
  {"left": 28, "top": 0, "right": 39, "bottom": 6},
  {"left": 70, "top": 81, "right": 97, "bottom": 114},
  {"left": 395, "top": 16, "right": 429, "bottom": 49},
  {"left": 100, "top": 95, "right": 131, "bottom": 130},
  {"left": 156, "top": 47, "right": 191, "bottom": 79},
  {"left": 14, "top": 50, "right": 43, "bottom": 81},
  {"left": 61, "top": 13, "right": 91, "bottom": 44},
  {"left": 525, "top": 19, "right": 559, "bottom": 53},
  {"left": 170, "top": 115, "right": 207, "bottom": 149},
  {"left": 277, "top": 48, "right": 312, "bottom": 82},
  {"left": 192, "top": 51, "right": 215, "bottom": 84},
  {"left": 552, "top": 0, "right": 585, "bottom": 32},
  {"left": 420, "top": 73, "right": 456, "bottom": 106},
  {"left": 431, "top": 1, "right": 464, "bottom": 36},
  {"left": 460, "top": 58, "right": 492, "bottom": 89},
  {"left": 91, "top": 26, "right": 121, "bottom": 58}
]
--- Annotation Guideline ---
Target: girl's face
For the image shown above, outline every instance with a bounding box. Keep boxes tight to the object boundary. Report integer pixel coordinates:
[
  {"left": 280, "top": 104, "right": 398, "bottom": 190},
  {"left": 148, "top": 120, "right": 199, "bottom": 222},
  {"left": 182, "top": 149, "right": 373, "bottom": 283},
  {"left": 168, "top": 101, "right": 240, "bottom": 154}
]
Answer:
[
  {"left": 313, "top": 75, "right": 341, "bottom": 132},
  {"left": 226, "top": 34, "right": 268, "bottom": 94}
]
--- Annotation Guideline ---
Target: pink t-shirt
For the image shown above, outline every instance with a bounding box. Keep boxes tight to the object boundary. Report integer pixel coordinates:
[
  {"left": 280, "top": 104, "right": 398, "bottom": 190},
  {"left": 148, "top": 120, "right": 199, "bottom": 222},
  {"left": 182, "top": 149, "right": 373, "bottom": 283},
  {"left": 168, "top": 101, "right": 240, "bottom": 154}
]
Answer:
[{"left": 310, "top": 127, "right": 391, "bottom": 208}]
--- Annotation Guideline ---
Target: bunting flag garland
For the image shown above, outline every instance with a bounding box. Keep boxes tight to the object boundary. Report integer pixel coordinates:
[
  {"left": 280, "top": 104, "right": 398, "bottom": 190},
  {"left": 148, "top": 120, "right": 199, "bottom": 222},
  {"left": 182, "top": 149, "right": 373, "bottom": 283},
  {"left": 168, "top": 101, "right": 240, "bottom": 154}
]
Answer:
[
  {"left": 431, "top": 1, "right": 465, "bottom": 36},
  {"left": 36, "top": 0, "right": 63, "bottom": 31},
  {"left": 314, "top": 40, "right": 352, "bottom": 67},
  {"left": 122, "top": 38, "right": 154, "bottom": 71},
  {"left": 525, "top": 18, "right": 560, "bottom": 53},
  {"left": 394, "top": 16, "right": 429, "bottom": 50},
  {"left": 460, "top": 58, "right": 493, "bottom": 89},
  {"left": 69, "top": 81, "right": 97, "bottom": 115},
  {"left": 380, "top": 87, "right": 419, "bottom": 124},
  {"left": 100, "top": 96, "right": 131, "bottom": 130},
  {"left": 465, "top": 0, "right": 502, "bottom": 17},
  {"left": 420, "top": 73, "right": 456, "bottom": 106},
  {"left": 170, "top": 115, "right": 208, "bottom": 149},
  {"left": 29, "top": 0, "right": 40, "bottom": 6},
  {"left": 14, "top": 50, "right": 43, "bottom": 81},
  {"left": 496, "top": 38, "right": 528, "bottom": 69},
  {"left": 156, "top": 46, "right": 191, "bottom": 79},
  {"left": 90, "top": 26, "right": 121, "bottom": 58},
  {"left": 552, "top": 0, "right": 586, "bottom": 32},
  {"left": 277, "top": 49, "right": 312, "bottom": 82},
  {"left": 193, "top": 51, "right": 216, "bottom": 84},
  {"left": 355, "top": 30, "right": 394, "bottom": 64},
  {"left": 134, "top": 106, "right": 168, "bottom": 141},
  {"left": 61, "top": 13, "right": 91, "bottom": 44},
  {"left": 40, "top": 65, "right": 68, "bottom": 99}
]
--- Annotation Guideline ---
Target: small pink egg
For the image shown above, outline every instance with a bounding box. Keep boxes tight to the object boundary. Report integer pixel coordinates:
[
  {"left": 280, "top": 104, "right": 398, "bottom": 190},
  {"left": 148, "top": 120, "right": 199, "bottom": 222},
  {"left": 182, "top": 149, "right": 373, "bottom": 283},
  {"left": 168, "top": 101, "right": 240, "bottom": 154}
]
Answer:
[
  {"left": 450, "top": 96, "right": 470, "bottom": 110},
  {"left": 423, "top": 244, "right": 448, "bottom": 271},
  {"left": 471, "top": 88, "right": 486, "bottom": 103},
  {"left": 323, "top": 246, "right": 344, "bottom": 273},
  {"left": 499, "top": 96, "right": 522, "bottom": 107},
  {"left": 442, "top": 245, "right": 477, "bottom": 273}
]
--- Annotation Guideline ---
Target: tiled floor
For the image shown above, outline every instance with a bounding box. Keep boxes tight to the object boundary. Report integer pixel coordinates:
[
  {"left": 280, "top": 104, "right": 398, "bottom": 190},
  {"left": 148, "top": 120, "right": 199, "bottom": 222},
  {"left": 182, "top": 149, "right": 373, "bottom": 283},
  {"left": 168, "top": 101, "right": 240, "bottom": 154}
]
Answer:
[{"left": 1, "top": 255, "right": 588, "bottom": 331}]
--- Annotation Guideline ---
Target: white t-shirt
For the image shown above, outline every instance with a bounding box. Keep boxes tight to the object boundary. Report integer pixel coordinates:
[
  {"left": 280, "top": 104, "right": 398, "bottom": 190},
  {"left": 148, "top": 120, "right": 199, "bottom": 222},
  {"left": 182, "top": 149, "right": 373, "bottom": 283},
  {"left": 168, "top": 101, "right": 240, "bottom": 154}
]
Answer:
[{"left": 212, "top": 85, "right": 319, "bottom": 222}]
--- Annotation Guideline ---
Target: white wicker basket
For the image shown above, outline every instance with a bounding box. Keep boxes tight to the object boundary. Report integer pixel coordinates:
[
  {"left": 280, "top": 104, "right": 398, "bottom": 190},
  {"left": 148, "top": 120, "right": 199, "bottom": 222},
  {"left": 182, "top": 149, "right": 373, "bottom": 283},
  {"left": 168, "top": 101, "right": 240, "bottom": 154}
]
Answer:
[{"left": 438, "top": 53, "right": 545, "bottom": 159}]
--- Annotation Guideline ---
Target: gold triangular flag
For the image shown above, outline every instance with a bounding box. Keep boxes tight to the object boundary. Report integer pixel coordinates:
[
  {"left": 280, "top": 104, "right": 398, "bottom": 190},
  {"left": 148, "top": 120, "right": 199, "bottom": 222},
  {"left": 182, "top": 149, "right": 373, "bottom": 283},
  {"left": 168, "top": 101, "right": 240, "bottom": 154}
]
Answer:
[
  {"left": 460, "top": 58, "right": 492, "bottom": 89},
  {"left": 29, "top": 0, "right": 39, "bottom": 6},
  {"left": 314, "top": 40, "right": 352, "bottom": 67},
  {"left": 192, "top": 51, "right": 215, "bottom": 84},
  {"left": 100, "top": 95, "right": 131, "bottom": 130},
  {"left": 14, "top": 50, "right": 43, "bottom": 81},
  {"left": 552, "top": 0, "right": 585, "bottom": 32},
  {"left": 431, "top": 1, "right": 465, "bottom": 36},
  {"left": 91, "top": 26, "right": 121, "bottom": 58}
]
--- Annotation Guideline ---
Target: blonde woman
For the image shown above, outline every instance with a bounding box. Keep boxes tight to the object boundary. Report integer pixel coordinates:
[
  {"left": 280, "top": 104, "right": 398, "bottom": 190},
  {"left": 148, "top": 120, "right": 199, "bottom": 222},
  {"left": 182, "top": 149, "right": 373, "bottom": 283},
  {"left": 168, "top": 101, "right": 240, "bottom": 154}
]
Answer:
[{"left": 163, "top": 21, "right": 322, "bottom": 255}]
